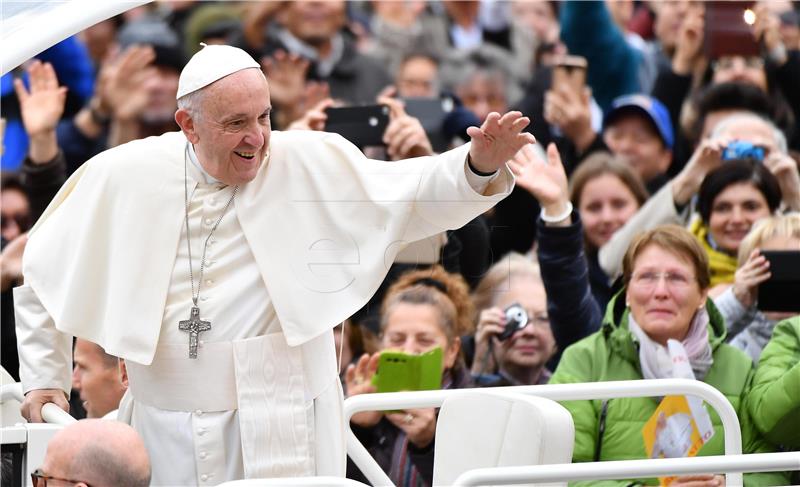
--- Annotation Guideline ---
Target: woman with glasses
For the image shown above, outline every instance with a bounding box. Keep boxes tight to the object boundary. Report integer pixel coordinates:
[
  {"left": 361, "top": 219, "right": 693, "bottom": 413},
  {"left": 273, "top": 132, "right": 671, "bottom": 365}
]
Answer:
[
  {"left": 548, "top": 225, "right": 787, "bottom": 486},
  {"left": 469, "top": 252, "right": 557, "bottom": 386}
]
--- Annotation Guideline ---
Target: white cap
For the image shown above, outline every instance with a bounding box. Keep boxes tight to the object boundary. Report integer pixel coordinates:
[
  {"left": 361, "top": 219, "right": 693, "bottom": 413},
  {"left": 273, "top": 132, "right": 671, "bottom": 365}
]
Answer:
[{"left": 176, "top": 44, "right": 260, "bottom": 99}]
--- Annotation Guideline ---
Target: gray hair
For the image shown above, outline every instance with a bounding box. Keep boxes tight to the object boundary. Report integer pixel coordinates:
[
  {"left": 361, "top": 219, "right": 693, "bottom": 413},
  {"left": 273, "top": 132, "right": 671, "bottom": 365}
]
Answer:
[
  {"left": 72, "top": 444, "right": 151, "bottom": 487},
  {"left": 710, "top": 112, "right": 788, "bottom": 154},
  {"left": 176, "top": 88, "right": 206, "bottom": 121}
]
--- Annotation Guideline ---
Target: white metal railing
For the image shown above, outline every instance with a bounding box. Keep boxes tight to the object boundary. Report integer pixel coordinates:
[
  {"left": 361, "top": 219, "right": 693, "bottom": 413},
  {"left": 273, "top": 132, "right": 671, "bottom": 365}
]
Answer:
[
  {"left": 343, "top": 379, "right": 745, "bottom": 486},
  {"left": 452, "top": 452, "right": 800, "bottom": 486},
  {"left": 1, "top": 382, "right": 24, "bottom": 403}
]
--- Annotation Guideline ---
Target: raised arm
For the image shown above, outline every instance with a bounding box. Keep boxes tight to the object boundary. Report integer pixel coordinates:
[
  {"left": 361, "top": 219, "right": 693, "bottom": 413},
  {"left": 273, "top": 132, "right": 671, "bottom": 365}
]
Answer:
[
  {"left": 14, "top": 60, "right": 68, "bottom": 219},
  {"left": 507, "top": 143, "right": 602, "bottom": 362}
]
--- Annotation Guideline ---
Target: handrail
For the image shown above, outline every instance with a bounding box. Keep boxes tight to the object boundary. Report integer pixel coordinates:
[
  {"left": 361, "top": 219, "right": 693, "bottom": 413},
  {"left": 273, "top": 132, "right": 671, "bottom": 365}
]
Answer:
[
  {"left": 1, "top": 382, "right": 75, "bottom": 425},
  {"left": 344, "top": 379, "right": 744, "bottom": 486},
  {"left": 452, "top": 452, "right": 800, "bottom": 486},
  {"left": 42, "top": 403, "right": 76, "bottom": 425}
]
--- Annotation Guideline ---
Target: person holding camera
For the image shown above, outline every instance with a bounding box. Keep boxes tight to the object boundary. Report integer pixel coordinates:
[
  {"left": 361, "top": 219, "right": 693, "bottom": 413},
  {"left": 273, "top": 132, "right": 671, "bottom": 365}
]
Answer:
[
  {"left": 469, "top": 252, "right": 557, "bottom": 385},
  {"left": 597, "top": 112, "right": 799, "bottom": 285}
]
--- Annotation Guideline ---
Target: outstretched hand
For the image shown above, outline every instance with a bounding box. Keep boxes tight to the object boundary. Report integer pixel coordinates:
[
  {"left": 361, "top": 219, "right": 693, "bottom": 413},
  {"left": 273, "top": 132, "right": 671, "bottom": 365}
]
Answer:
[
  {"left": 14, "top": 61, "right": 67, "bottom": 138},
  {"left": 467, "top": 111, "right": 535, "bottom": 173},
  {"left": 344, "top": 353, "right": 382, "bottom": 428},
  {"left": 507, "top": 142, "right": 570, "bottom": 222}
]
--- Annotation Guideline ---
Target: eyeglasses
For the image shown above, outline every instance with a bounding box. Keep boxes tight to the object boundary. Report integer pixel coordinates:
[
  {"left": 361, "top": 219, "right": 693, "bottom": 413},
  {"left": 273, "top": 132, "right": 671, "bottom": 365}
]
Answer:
[
  {"left": 31, "top": 468, "right": 91, "bottom": 486},
  {"left": 631, "top": 271, "right": 696, "bottom": 290},
  {"left": 712, "top": 56, "right": 764, "bottom": 72},
  {"left": 526, "top": 313, "right": 551, "bottom": 328}
]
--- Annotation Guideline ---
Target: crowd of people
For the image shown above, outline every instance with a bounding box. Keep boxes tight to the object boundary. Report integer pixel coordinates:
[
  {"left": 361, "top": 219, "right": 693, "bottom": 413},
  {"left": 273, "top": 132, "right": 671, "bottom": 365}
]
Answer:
[{"left": 2, "top": 1, "right": 800, "bottom": 486}]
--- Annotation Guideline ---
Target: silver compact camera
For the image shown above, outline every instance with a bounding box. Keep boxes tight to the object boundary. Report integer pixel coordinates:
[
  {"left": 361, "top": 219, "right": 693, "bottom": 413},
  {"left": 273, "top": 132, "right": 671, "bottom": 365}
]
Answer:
[{"left": 499, "top": 303, "right": 528, "bottom": 340}]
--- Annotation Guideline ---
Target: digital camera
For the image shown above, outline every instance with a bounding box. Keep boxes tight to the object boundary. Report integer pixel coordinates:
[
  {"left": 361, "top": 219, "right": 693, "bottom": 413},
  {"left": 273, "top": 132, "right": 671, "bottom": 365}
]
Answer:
[
  {"left": 498, "top": 303, "right": 528, "bottom": 341},
  {"left": 721, "top": 141, "right": 766, "bottom": 162}
]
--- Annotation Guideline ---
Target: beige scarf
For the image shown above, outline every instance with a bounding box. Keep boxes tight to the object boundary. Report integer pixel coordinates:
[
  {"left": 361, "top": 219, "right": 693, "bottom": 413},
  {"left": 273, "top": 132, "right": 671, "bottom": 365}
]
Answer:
[{"left": 629, "top": 309, "right": 714, "bottom": 381}]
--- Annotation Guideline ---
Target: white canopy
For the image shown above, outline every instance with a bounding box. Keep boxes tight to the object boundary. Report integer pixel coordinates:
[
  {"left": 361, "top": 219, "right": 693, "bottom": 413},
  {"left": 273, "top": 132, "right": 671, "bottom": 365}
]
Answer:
[{"left": 1, "top": 0, "right": 151, "bottom": 76}]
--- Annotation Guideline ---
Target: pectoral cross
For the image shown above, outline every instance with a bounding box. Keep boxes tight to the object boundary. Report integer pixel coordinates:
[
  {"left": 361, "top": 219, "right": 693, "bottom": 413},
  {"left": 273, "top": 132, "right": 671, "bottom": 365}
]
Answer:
[{"left": 179, "top": 307, "right": 211, "bottom": 359}]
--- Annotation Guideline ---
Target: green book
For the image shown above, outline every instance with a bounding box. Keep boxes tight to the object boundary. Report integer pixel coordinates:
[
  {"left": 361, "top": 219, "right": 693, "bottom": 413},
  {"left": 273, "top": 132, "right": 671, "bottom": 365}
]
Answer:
[{"left": 371, "top": 347, "right": 443, "bottom": 393}]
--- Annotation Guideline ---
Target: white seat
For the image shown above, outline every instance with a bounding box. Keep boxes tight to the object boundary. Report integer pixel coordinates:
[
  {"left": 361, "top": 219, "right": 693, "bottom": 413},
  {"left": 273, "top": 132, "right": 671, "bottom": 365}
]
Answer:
[
  {"left": 433, "top": 390, "right": 575, "bottom": 487},
  {"left": 217, "top": 477, "right": 369, "bottom": 486}
]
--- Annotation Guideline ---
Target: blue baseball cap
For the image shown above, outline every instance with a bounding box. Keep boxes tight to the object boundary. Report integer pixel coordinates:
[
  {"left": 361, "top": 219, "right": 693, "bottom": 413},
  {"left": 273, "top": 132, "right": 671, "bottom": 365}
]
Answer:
[{"left": 603, "top": 94, "right": 674, "bottom": 149}]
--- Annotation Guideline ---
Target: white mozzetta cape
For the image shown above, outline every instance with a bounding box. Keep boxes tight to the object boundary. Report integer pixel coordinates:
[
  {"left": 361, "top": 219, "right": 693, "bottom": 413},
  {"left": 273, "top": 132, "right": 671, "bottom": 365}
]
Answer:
[{"left": 23, "top": 130, "right": 512, "bottom": 364}]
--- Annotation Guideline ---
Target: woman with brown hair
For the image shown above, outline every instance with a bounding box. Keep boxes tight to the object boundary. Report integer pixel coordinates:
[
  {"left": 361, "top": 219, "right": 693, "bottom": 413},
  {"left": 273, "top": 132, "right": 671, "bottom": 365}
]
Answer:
[
  {"left": 549, "top": 225, "right": 786, "bottom": 486},
  {"left": 344, "top": 265, "right": 474, "bottom": 486},
  {"left": 567, "top": 151, "right": 649, "bottom": 307}
]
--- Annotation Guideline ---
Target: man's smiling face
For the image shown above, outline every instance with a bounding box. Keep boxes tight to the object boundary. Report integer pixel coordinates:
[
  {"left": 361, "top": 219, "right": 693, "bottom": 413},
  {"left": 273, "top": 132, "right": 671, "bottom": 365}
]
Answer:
[{"left": 180, "top": 68, "right": 272, "bottom": 186}]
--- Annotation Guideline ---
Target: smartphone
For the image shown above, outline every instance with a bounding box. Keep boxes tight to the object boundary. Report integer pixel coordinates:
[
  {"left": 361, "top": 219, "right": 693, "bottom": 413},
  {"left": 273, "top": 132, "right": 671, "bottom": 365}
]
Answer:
[
  {"left": 757, "top": 250, "right": 800, "bottom": 312},
  {"left": 704, "top": 1, "right": 760, "bottom": 59},
  {"left": 324, "top": 104, "right": 390, "bottom": 148},
  {"left": 552, "top": 55, "right": 587, "bottom": 95},
  {"left": 402, "top": 96, "right": 455, "bottom": 153}
]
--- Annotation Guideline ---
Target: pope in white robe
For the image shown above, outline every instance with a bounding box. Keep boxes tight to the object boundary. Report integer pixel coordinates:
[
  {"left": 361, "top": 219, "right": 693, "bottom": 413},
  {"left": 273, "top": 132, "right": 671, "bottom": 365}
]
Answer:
[{"left": 14, "top": 45, "right": 532, "bottom": 485}]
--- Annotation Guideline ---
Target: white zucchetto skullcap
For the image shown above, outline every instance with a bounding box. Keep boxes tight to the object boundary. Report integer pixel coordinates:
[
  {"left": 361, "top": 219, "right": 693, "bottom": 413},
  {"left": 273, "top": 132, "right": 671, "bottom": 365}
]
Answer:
[{"left": 176, "top": 44, "right": 260, "bottom": 99}]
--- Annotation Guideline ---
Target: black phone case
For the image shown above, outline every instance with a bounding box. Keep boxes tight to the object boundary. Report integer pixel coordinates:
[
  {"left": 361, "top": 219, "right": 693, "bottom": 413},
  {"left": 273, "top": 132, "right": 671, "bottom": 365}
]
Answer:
[
  {"left": 324, "top": 105, "right": 390, "bottom": 148},
  {"left": 757, "top": 250, "right": 800, "bottom": 312}
]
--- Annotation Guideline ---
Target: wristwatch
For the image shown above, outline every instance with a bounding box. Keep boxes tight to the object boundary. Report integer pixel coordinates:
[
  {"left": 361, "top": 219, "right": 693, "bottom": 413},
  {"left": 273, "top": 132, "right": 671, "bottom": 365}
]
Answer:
[{"left": 88, "top": 97, "right": 111, "bottom": 126}]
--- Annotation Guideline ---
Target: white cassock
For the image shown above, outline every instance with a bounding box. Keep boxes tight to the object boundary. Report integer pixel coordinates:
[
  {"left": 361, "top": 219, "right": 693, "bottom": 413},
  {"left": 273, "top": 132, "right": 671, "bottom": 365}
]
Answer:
[{"left": 15, "top": 130, "right": 513, "bottom": 485}]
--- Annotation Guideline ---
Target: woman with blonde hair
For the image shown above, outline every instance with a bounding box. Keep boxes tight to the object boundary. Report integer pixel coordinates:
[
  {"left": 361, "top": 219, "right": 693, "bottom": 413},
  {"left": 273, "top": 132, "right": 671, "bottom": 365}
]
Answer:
[
  {"left": 344, "top": 265, "right": 474, "bottom": 486},
  {"left": 713, "top": 213, "right": 800, "bottom": 361},
  {"left": 470, "top": 252, "right": 557, "bottom": 385}
]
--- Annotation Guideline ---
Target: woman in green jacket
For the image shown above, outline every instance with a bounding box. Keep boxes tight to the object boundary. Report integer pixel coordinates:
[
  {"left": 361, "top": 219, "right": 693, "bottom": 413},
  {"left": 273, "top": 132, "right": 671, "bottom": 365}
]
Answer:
[
  {"left": 748, "top": 316, "right": 800, "bottom": 455},
  {"left": 550, "top": 225, "right": 787, "bottom": 486}
]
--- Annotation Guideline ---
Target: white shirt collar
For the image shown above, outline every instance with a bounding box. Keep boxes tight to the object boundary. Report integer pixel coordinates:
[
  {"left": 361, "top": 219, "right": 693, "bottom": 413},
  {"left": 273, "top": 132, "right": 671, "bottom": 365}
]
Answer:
[{"left": 187, "top": 143, "right": 221, "bottom": 185}]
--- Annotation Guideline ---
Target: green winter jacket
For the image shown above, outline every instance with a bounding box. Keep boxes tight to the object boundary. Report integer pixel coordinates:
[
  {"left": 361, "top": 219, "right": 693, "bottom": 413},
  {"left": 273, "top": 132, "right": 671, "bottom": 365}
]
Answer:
[
  {"left": 748, "top": 316, "right": 800, "bottom": 450},
  {"left": 550, "top": 293, "right": 788, "bottom": 486}
]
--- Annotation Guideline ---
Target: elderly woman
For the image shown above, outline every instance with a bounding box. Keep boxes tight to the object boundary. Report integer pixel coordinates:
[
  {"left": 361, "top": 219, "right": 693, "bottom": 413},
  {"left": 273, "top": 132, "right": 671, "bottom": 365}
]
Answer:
[
  {"left": 344, "top": 266, "right": 474, "bottom": 487},
  {"left": 550, "top": 225, "right": 787, "bottom": 486},
  {"left": 470, "top": 252, "right": 557, "bottom": 385}
]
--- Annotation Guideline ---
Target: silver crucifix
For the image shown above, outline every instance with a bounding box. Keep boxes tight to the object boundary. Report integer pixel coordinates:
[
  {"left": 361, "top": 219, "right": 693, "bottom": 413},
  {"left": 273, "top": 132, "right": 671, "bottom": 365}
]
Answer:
[{"left": 178, "top": 306, "right": 211, "bottom": 359}]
